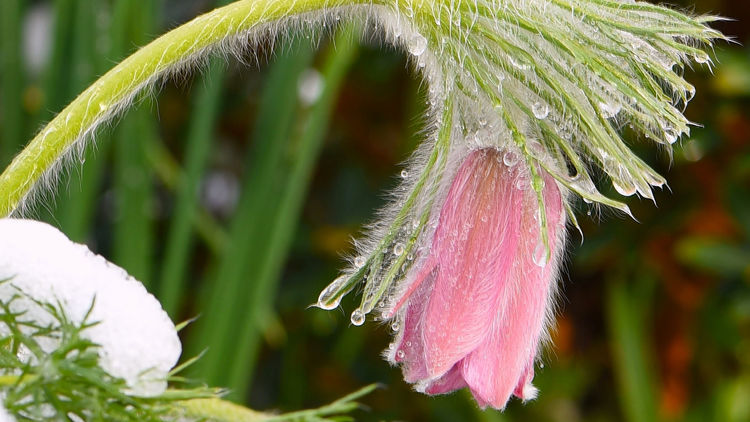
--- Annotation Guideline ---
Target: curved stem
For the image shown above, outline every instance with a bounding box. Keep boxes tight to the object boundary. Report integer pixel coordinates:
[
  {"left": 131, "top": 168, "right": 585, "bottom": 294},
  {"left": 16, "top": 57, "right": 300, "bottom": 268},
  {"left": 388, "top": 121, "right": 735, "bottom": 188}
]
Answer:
[{"left": 0, "top": 0, "right": 376, "bottom": 217}]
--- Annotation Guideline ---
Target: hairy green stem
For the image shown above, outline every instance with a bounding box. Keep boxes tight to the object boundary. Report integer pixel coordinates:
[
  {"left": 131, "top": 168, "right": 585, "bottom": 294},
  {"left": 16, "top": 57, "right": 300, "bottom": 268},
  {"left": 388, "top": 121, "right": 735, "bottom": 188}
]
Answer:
[{"left": 0, "top": 0, "right": 376, "bottom": 217}]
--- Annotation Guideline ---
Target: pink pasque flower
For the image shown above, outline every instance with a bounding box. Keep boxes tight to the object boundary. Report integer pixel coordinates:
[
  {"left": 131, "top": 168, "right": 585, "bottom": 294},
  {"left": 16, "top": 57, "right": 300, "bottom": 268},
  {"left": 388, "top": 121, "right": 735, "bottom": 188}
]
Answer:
[{"left": 385, "top": 147, "right": 566, "bottom": 409}]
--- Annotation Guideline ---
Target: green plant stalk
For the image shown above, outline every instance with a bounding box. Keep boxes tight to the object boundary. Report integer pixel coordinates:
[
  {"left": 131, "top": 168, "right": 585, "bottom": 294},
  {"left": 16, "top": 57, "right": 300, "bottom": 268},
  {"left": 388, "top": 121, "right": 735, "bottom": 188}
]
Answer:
[
  {"left": 0, "top": 0, "right": 375, "bottom": 217},
  {"left": 227, "top": 23, "right": 361, "bottom": 399},
  {"left": 0, "top": 0, "right": 24, "bottom": 167}
]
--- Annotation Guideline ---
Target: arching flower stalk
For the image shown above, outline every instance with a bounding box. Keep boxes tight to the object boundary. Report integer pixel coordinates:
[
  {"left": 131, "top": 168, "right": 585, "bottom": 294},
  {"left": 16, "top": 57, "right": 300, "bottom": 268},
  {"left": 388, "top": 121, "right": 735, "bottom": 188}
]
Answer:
[{"left": 316, "top": 0, "right": 724, "bottom": 410}]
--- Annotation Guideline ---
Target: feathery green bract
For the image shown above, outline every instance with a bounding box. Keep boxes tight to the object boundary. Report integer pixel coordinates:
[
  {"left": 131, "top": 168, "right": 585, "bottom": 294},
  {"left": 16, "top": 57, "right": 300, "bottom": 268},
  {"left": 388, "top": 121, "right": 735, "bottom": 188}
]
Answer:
[
  {"left": 0, "top": 283, "right": 214, "bottom": 421},
  {"left": 0, "top": 279, "right": 374, "bottom": 421},
  {"left": 318, "top": 0, "right": 726, "bottom": 324}
]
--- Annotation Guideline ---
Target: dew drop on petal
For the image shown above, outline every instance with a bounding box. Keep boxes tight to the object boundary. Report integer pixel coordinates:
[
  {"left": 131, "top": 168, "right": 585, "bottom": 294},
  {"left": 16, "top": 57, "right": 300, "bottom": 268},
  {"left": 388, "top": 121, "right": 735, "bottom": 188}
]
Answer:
[
  {"left": 350, "top": 308, "right": 366, "bottom": 326},
  {"left": 407, "top": 33, "right": 427, "bottom": 56},
  {"left": 396, "top": 350, "right": 405, "bottom": 360},
  {"left": 532, "top": 102, "right": 549, "bottom": 119},
  {"left": 532, "top": 242, "right": 549, "bottom": 267},
  {"left": 502, "top": 151, "right": 519, "bottom": 167},
  {"left": 317, "top": 275, "right": 347, "bottom": 310},
  {"left": 400, "top": 169, "right": 409, "bottom": 178},
  {"left": 354, "top": 256, "right": 366, "bottom": 268},
  {"left": 391, "top": 321, "right": 400, "bottom": 331},
  {"left": 393, "top": 242, "right": 405, "bottom": 256}
]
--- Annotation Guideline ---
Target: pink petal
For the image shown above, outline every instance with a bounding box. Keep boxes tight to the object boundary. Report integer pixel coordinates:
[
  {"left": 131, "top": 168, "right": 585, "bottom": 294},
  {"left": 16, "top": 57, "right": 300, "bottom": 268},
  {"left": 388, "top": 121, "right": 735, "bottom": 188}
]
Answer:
[
  {"left": 422, "top": 150, "right": 524, "bottom": 377},
  {"left": 392, "top": 263, "right": 437, "bottom": 382},
  {"left": 461, "top": 170, "right": 565, "bottom": 409},
  {"left": 423, "top": 362, "right": 467, "bottom": 395},
  {"left": 513, "top": 360, "right": 538, "bottom": 401}
]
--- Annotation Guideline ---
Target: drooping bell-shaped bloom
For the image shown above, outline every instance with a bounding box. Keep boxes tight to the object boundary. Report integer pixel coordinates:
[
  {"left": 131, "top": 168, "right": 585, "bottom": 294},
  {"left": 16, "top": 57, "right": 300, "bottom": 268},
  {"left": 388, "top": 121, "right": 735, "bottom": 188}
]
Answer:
[{"left": 383, "top": 148, "right": 566, "bottom": 409}]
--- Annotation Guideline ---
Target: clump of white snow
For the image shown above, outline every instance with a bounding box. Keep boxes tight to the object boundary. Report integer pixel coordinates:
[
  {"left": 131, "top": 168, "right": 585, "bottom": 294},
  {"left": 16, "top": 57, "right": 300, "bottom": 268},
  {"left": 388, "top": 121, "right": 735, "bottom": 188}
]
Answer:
[{"left": 0, "top": 219, "right": 181, "bottom": 397}]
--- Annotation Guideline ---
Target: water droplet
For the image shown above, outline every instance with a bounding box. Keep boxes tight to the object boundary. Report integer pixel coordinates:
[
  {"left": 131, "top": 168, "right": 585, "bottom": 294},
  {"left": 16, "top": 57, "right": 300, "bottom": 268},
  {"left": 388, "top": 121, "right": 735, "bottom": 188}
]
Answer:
[
  {"left": 510, "top": 57, "right": 531, "bottom": 71},
  {"left": 396, "top": 350, "right": 405, "bottom": 360},
  {"left": 503, "top": 151, "right": 519, "bottom": 167},
  {"left": 532, "top": 102, "right": 549, "bottom": 119},
  {"left": 317, "top": 275, "right": 347, "bottom": 310},
  {"left": 586, "top": 210, "right": 592, "bottom": 216},
  {"left": 532, "top": 242, "right": 549, "bottom": 267},
  {"left": 400, "top": 169, "right": 409, "bottom": 178},
  {"left": 391, "top": 321, "right": 400, "bottom": 331},
  {"left": 540, "top": 363, "right": 545, "bottom": 369},
  {"left": 598, "top": 102, "right": 622, "bottom": 119},
  {"left": 528, "top": 139, "right": 544, "bottom": 156},
  {"left": 613, "top": 179, "right": 637, "bottom": 196},
  {"left": 393, "top": 242, "right": 405, "bottom": 256},
  {"left": 515, "top": 178, "right": 526, "bottom": 190},
  {"left": 663, "top": 126, "right": 679, "bottom": 144},
  {"left": 354, "top": 256, "right": 366, "bottom": 268},
  {"left": 407, "top": 33, "right": 427, "bottom": 56},
  {"left": 350, "top": 308, "right": 366, "bottom": 326},
  {"left": 693, "top": 52, "right": 709, "bottom": 64}
]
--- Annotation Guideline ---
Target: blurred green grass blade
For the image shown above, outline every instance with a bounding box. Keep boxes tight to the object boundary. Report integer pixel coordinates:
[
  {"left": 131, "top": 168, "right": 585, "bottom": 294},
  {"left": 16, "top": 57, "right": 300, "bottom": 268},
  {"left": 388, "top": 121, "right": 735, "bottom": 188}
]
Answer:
[
  {"left": 147, "top": 140, "right": 228, "bottom": 254},
  {"left": 158, "top": 58, "right": 226, "bottom": 315},
  {"left": 53, "top": 0, "right": 108, "bottom": 240},
  {"left": 0, "top": 0, "right": 25, "bottom": 167},
  {"left": 111, "top": 105, "right": 157, "bottom": 283},
  {"left": 186, "top": 34, "right": 318, "bottom": 390},
  {"left": 676, "top": 238, "right": 750, "bottom": 279},
  {"left": 111, "top": 0, "right": 160, "bottom": 285},
  {"left": 41, "top": 0, "right": 76, "bottom": 118},
  {"left": 607, "top": 279, "right": 659, "bottom": 422},
  {"left": 225, "top": 24, "right": 361, "bottom": 400},
  {"left": 157, "top": 0, "right": 232, "bottom": 313}
]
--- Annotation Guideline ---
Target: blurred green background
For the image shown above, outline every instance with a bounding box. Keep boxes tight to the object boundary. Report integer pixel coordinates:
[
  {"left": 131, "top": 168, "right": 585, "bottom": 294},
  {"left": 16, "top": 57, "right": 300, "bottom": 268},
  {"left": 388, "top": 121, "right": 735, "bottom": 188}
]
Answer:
[{"left": 0, "top": 0, "right": 749, "bottom": 421}]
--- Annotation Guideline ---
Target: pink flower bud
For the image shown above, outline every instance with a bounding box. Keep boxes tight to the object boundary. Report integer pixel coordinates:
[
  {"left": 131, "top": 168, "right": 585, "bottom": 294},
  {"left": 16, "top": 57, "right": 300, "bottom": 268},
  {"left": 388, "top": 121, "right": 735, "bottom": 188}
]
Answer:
[{"left": 385, "top": 147, "right": 566, "bottom": 409}]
